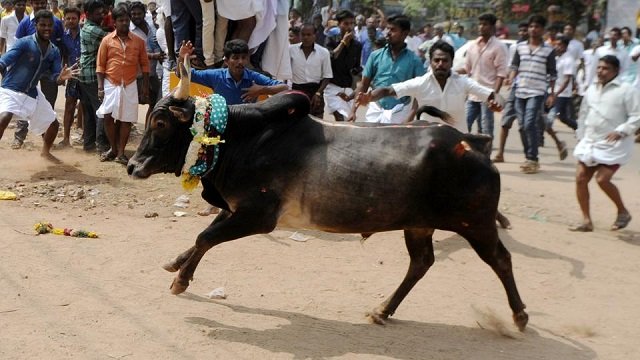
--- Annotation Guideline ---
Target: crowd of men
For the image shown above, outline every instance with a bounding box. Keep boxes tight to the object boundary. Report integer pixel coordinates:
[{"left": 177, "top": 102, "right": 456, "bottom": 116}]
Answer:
[{"left": 0, "top": 1, "right": 638, "bottom": 230}]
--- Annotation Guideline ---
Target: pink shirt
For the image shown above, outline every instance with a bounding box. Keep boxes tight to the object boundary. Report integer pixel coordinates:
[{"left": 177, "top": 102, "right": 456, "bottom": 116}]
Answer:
[{"left": 463, "top": 36, "right": 508, "bottom": 102}]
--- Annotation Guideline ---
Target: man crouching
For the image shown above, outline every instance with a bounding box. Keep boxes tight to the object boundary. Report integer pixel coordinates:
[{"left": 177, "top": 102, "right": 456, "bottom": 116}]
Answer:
[{"left": 0, "top": 10, "right": 78, "bottom": 162}]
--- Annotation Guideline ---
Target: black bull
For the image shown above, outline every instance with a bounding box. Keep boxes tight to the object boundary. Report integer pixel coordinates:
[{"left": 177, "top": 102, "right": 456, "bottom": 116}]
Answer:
[{"left": 127, "top": 91, "right": 528, "bottom": 331}]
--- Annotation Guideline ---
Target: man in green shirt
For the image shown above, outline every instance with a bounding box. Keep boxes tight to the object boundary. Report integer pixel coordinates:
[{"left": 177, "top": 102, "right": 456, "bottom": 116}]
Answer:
[{"left": 77, "top": 0, "right": 109, "bottom": 153}]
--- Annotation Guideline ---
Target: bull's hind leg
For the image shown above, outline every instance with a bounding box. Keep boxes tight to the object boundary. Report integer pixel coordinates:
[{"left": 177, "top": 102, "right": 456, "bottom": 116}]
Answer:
[
  {"left": 162, "top": 210, "right": 232, "bottom": 273},
  {"left": 169, "top": 201, "right": 279, "bottom": 295},
  {"left": 367, "top": 228, "right": 435, "bottom": 325},
  {"left": 460, "top": 227, "right": 528, "bottom": 331}
]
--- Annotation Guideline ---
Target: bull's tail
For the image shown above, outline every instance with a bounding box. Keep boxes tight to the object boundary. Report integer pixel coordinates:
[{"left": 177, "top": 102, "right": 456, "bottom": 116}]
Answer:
[{"left": 415, "top": 105, "right": 453, "bottom": 123}]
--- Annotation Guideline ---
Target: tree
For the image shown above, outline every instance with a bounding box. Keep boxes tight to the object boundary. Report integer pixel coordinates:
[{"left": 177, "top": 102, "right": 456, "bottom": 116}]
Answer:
[
  {"left": 400, "top": 0, "right": 452, "bottom": 17},
  {"left": 493, "top": 0, "right": 588, "bottom": 27}
]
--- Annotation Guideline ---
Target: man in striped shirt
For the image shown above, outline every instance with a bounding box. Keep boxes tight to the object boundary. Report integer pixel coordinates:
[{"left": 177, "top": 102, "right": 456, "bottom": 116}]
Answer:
[{"left": 506, "top": 15, "right": 557, "bottom": 174}]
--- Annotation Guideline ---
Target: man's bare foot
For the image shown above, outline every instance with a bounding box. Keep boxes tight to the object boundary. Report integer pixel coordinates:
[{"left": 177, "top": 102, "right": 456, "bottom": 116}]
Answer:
[
  {"left": 197, "top": 205, "right": 219, "bottom": 216},
  {"left": 41, "top": 152, "right": 62, "bottom": 164}
]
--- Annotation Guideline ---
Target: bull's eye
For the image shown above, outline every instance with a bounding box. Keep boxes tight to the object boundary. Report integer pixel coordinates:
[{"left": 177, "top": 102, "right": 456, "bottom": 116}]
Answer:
[{"left": 156, "top": 120, "right": 165, "bottom": 129}]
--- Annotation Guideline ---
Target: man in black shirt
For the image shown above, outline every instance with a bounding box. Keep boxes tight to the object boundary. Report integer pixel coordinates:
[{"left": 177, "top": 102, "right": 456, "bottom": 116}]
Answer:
[{"left": 323, "top": 9, "right": 362, "bottom": 121}]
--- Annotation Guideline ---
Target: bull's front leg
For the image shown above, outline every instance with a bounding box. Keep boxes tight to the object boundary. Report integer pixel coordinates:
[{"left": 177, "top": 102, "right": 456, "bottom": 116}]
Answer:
[
  {"left": 367, "top": 228, "right": 435, "bottom": 325},
  {"left": 162, "top": 210, "right": 232, "bottom": 273},
  {"left": 168, "top": 196, "right": 280, "bottom": 295}
]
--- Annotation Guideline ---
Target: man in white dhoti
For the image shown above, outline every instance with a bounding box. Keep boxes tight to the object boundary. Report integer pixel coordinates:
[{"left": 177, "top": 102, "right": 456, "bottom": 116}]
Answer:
[
  {"left": 571, "top": 55, "right": 640, "bottom": 232},
  {"left": 96, "top": 6, "right": 150, "bottom": 164}
]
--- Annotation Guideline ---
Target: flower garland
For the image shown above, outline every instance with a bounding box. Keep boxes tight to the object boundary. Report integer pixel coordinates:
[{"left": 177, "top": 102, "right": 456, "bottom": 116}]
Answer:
[
  {"left": 34, "top": 222, "right": 98, "bottom": 238},
  {"left": 181, "top": 94, "right": 228, "bottom": 191}
]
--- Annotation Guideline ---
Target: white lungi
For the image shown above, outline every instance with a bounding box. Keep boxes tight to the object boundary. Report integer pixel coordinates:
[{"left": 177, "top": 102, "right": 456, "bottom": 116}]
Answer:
[
  {"left": 0, "top": 87, "right": 56, "bottom": 135},
  {"left": 573, "top": 136, "right": 635, "bottom": 167},
  {"left": 323, "top": 83, "right": 354, "bottom": 118},
  {"left": 217, "top": 0, "right": 262, "bottom": 21},
  {"left": 364, "top": 101, "right": 414, "bottom": 124},
  {"left": 260, "top": 0, "right": 292, "bottom": 80},
  {"left": 96, "top": 78, "right": 139, "bottom": 123}
]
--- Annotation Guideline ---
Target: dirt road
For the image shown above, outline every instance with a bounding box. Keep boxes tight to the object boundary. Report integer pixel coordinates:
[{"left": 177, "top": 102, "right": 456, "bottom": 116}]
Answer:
[{"left": 1, "top": 100, "right": 639, "bottom": 359}]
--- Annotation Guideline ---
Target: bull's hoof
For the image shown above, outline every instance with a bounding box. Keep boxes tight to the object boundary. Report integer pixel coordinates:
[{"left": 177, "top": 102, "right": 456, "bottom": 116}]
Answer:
[
  {"left": 496, "top": 212, "right": 512, "bottom": 229},
  {"left": 162, "top": 262, "right": 180, "bottom": 273},
  {"left": 366, "top": 306, "right": 389, "bottom": 325},
  {"left": 513, "top": 310, "right": 529, "bottom": 331},
  {"left": 169, "top": 277, "right": 190, "bottom": 295}
]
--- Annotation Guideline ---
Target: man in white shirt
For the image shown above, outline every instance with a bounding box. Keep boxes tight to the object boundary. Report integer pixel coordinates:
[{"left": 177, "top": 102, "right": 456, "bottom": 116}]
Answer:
[
  {"left": 545, "top": 36, "right": 577, "bottom": 161},
  {"left": 355, "top": 40, "right": 502, "bottom": 133},
  {"left": 570, "top": 55, "right": 640, "bottom": 232},
  {"left": 0, "top": 0, "right": 25, "bottom": 54},
  {"left": 577, "top": 37, "right": 602, "bottom": 95},
  {"left": 619, "top": 26, "right": 639, "bottom": 85},
  {"left": 563, "top": 23, "right": 584, "bottom": 62},
  {"left": 592, "top": 28, "right": 629, "bottom": 83},
  {"left": 354, "top": 14, "right": 366, "bottom": 42},
  {"left": 631, "top": 44, "right": 640, "bottom": 88},
  {"left": 289, "top": 23, "right": 333, "bottom": 117}
]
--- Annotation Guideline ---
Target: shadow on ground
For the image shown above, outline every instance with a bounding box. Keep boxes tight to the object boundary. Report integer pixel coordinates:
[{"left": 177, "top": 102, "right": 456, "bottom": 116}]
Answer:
[
  {"left": 30, "top": 163, "right": 122, "bottom": 187},
  {"left": 182, "top": 300, "right": 596, "bottom": 360},
  {"left": 434, "top": 230, "right": 585, "bottom": 279}
]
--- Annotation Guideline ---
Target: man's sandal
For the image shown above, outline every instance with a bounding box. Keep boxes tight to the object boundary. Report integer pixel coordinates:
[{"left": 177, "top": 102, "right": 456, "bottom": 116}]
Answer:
[
  {"left": 611, "top": 213, "right": 632, "bottom": 231},
  {"left": 558, "top": 141, "right": 568, "bottom": 161},
  {"left": 99, "top": 150, "right": 116, "bottom": 162},
  {"left": 569, "top": 223, "right": 593, "bottom": 232}
]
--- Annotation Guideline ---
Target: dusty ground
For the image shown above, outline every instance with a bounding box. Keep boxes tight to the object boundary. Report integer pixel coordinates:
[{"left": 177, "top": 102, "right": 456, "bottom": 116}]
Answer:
[{"left": 1, "top": 96, "right": 639, "bottom": 360}]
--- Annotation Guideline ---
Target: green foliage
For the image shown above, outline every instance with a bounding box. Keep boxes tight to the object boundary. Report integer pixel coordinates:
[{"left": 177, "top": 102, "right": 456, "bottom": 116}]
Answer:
[{"left": 400, "top": 0, "right": 452, "bottom": 17}]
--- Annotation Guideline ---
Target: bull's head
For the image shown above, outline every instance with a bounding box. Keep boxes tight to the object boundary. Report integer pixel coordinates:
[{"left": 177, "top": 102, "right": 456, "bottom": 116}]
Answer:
[{"left": 127, "top": 58, "right": 196, "bottom": 178}]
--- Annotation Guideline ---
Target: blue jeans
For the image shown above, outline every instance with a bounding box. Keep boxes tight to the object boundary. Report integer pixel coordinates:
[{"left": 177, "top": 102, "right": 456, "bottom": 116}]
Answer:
[
  {"left": 466, "top": 100, "right": 495, "bottom": 136},
  {"left": 547, "top": 96, "right": 577, "bottom": 130},
  {"left": 171, "top": 0, "right": 203, "bottom": 58},
  {"left": 515, "top": 95, "right": 544, "bottom": 161}
]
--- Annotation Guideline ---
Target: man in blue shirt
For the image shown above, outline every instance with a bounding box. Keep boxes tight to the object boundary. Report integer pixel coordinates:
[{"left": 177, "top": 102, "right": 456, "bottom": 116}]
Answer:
[
  {"left": 11, "top": 0, "right": 65, "bottom": 149},
  {"left": 348, "top": 15, "right": 425, "bottom": 124},
  {"left": 178, "top": 38, "right": 287, "bottom": 217},
  {"left": 177, "top": 39, "right": 288, "bottom": 105},
  {"left": 360, "top": 24, "right": 379, "bottom": 66},
  {"left": 449, "top": 23, "right": 467, "bottom": 51},
  {"left": 0, "top": 10, "right": 77, "bottom": 163},
  {"left": 58, "top": 6, "right": 81, "bottom": 148}
]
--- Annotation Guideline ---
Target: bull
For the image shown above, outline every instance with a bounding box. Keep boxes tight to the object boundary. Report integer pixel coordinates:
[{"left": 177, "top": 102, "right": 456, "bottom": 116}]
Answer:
[{"left": 127, "top": 62, "right": 528, "bottom": 331}]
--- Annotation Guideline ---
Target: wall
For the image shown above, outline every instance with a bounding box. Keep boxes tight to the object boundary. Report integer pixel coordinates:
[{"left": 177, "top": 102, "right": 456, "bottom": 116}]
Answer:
[{"left": 605, "top": 0, "right": 638, "bottom": 31}]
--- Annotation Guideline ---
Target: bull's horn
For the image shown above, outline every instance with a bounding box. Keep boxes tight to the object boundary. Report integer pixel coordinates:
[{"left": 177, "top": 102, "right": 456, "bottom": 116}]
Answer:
[{"left": 174, "top": 55, "right": 191, "bottom": 100}]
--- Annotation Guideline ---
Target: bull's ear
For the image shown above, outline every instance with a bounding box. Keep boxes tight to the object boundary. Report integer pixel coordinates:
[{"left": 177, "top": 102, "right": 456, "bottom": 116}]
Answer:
[{"left": 168, "top": 106, "right": 192, "bottom": 123}]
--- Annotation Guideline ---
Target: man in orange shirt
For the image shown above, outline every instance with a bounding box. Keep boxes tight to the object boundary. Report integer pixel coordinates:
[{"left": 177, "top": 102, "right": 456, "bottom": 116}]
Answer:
[{"left": 96, "top": 5, "right": 149, "bottom": 164}]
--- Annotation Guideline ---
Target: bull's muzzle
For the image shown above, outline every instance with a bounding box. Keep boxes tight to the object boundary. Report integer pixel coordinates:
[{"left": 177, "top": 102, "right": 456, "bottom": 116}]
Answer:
[{"left": 127, "top": 158, "right": 149, "bottom": 179}]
